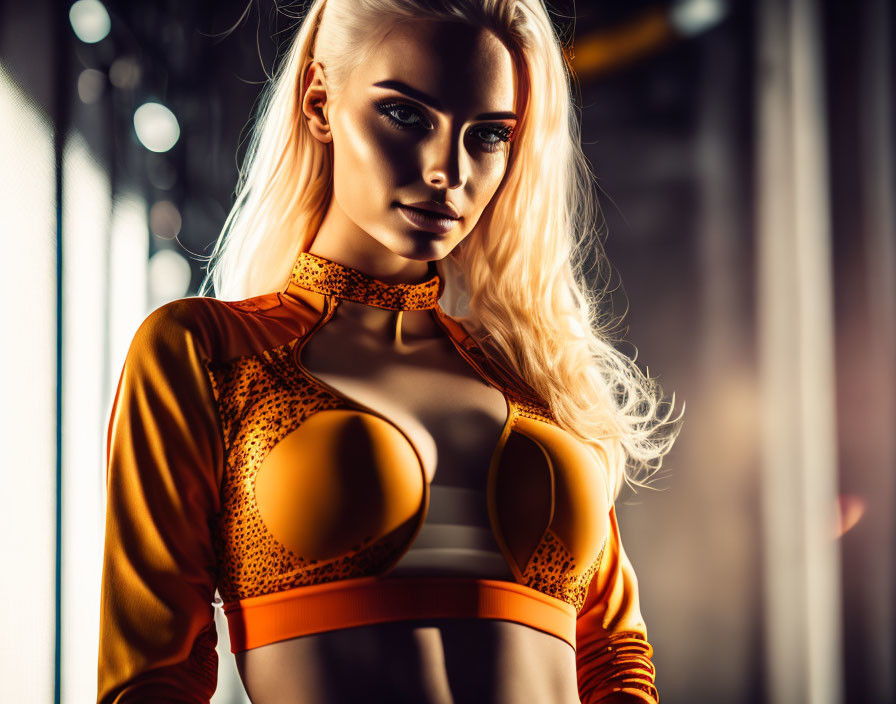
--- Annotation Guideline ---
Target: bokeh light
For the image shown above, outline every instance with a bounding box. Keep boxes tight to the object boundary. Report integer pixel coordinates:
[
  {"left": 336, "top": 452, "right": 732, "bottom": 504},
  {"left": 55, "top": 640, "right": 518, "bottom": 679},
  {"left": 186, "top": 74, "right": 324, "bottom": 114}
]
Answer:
[
  {"left": 148, "top": 248, "right": 191, "bottom": 304},
  {"left": 76, "top": 68, "right": 104, "bottom": 104},
  {"left": 68, "top": 0, "right": 111, "bottom": 44},
  {"left": 669, "top": 0, "right": 728, "bottom": 36},
  {"left": 133, "top": 102, "right": 180, "bottom": 153},
  {"left": 149, "top": 200, "right": 182, "bottom": 240},
  {"left": 109, "top": 57, "right": 141, "bottom": 90}
]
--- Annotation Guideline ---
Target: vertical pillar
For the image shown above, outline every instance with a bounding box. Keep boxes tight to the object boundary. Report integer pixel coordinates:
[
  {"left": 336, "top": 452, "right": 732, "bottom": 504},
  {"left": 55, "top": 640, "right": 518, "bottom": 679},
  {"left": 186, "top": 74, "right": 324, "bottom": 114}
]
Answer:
[{"left": 755, "top": 0, "right": 843, "bottom": 702}]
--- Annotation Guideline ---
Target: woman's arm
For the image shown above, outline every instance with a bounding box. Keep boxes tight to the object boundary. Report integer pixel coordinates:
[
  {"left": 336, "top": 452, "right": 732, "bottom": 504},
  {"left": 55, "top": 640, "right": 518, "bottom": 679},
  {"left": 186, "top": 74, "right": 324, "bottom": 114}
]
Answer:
[
  {"left": 97, "top": 301, "right": 224, "bottom": 704},
  {"left": 576, "top": 504, "right": 659, "bottom": 704}
]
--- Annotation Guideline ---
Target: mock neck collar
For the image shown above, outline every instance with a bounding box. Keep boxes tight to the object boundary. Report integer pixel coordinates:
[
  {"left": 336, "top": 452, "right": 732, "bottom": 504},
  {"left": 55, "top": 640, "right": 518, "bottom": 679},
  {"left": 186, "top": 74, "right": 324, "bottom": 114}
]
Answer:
[{"left": 287, "top": 251, "right": 442, "bottom": 311}]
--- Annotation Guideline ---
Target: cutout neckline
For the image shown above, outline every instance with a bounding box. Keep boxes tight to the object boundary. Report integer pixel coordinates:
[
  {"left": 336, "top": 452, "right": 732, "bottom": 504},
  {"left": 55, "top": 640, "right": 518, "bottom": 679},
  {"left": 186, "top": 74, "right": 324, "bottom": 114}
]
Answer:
[{"left": 290, "top": 297, "right": 519, "bottom": 578}]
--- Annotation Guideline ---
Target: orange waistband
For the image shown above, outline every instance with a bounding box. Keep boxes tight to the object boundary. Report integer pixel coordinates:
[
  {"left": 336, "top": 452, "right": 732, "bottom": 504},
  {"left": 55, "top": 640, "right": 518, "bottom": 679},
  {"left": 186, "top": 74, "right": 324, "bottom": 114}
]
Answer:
[{"left": 222, "top": 575, "right": 577, "bottom": 653}]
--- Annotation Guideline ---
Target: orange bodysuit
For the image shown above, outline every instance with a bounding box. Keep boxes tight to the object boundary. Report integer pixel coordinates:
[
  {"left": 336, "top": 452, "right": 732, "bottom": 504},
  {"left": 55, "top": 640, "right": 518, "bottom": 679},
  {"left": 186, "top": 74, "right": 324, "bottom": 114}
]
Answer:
[{"left": 96, "top": 250, "right": 658, "bottom": 703}]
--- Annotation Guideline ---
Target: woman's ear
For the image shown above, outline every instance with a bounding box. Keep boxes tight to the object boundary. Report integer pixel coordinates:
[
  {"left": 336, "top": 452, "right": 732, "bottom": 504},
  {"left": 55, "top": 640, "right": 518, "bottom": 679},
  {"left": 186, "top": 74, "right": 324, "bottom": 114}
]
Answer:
[{"left": 301, "top": 60, "right": 333, "bottom": 144}]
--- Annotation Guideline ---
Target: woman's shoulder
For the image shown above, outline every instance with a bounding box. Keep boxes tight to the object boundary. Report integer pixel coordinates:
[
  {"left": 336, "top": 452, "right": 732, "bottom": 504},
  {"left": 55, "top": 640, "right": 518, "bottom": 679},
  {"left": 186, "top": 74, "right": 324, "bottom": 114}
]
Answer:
[
  {"left": 130, "top": 292, "right": 315, "bottom": 367},
  {"left": 130, "top": 296, "right": 216, "bottom": 347},
  {"left": 131, "top": 295, "right": 227, "bottom": 352}
]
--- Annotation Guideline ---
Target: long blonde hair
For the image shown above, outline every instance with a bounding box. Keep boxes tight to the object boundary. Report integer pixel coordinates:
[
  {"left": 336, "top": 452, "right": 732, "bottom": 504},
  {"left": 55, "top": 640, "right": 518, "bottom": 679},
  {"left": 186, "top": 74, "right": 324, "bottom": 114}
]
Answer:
[{"left": 198, "top": 0, "right": 683, "bottom": 502}]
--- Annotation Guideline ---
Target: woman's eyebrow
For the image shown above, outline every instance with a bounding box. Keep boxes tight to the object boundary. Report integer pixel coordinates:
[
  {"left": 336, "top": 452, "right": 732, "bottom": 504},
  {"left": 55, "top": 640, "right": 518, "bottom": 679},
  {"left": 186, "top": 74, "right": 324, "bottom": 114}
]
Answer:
[{"left": 372, "top": 79, "right": 518, "bottom": 121}]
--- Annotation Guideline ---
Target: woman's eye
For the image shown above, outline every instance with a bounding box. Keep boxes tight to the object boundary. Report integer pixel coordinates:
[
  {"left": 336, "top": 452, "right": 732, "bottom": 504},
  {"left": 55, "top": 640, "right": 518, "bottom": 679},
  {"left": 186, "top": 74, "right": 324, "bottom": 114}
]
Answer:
[
  {"left": 376, "top": 102, "right": 428, "bottom": 130},
  {"left": 472, "top": 126, "right": 514, "bottom": 152},
  {"left": 375, "top": 101, "right": 514, "bottom": 153}
]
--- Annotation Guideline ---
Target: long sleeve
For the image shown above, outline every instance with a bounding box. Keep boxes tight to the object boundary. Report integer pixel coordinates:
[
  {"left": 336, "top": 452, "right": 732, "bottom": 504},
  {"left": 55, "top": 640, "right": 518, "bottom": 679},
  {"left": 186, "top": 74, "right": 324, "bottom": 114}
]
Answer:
[
  {"left": 576, "top": 504, "right": 659, "bottom": 704},
  {"left": 97, "top": 300, "right": 225, "bottom": 704}
]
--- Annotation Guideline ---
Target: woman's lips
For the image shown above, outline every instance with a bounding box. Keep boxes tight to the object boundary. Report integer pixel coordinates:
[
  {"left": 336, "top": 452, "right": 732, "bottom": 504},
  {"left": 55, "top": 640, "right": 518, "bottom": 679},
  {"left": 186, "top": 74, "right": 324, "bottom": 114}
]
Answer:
[{"left": 396, "top": 205, "right": 459, "bottom": 234}]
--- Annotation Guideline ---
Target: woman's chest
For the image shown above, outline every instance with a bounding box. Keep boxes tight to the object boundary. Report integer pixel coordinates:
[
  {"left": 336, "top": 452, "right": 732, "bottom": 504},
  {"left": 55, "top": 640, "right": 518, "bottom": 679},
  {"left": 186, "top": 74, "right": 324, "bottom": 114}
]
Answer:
[
  {"left": 298, "top": 322, "right": 510, "bottom": 486},
  {"left": 205, "top": 325, "right": 610, "bottom": 612}
]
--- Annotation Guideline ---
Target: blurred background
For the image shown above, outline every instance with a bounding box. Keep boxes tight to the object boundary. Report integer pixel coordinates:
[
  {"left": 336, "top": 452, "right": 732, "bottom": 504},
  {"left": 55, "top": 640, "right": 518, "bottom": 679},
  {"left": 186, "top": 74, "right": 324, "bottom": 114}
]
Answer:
[{"left": 0, "top": 0, "right": 893, "bottom": 702}]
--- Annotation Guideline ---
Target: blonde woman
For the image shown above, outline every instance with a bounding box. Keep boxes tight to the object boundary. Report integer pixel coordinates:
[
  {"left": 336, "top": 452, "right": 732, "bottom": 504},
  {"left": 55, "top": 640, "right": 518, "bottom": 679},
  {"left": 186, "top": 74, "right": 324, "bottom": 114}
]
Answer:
[{"left": 97, "top": 1, "right": 681, "bottom": 702}]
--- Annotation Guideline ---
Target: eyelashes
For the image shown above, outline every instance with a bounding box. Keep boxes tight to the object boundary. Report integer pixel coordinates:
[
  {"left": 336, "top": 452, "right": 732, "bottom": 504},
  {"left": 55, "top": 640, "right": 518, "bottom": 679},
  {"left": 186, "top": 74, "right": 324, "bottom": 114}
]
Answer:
[{"left": 374, "top": 100, "right": 515, "bottom": 153}]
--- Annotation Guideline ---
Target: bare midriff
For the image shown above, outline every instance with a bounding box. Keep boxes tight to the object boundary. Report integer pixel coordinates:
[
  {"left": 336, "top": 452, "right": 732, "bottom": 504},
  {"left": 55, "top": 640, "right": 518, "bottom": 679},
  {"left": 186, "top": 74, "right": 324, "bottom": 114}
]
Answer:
[{"left": 234, "top": 618, "right": 581, "bottom": 703}]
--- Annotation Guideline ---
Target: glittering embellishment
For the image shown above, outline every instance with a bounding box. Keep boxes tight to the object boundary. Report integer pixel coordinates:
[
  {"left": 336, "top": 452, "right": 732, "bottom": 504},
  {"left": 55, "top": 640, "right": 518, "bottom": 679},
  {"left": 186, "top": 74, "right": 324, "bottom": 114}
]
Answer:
[
  {"left": 514, "top": 398, "right": 556, "bottom": 424},
  {"left": 289, "top": 251, "right": 441, "bottom": 311},
  {"left": 520, "top": 529, "right": 608, "bottom": 612},
  {"left": 205, "top": 339, "right": 417, "bottom": 601}
]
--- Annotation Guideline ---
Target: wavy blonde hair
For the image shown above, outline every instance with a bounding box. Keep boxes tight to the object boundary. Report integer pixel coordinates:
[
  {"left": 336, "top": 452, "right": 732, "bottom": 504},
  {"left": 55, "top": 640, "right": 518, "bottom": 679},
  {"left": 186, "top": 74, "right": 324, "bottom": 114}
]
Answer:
[{"left": 198, "top": 0, "right": 683, "bottom": 502}]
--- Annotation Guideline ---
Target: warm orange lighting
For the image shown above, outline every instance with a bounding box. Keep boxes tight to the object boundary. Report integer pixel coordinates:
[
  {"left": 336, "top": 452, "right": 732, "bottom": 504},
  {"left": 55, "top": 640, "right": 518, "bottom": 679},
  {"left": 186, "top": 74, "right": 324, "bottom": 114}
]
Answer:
[
  {"left": 834, "top": 493, "right": 866, "bottom": 538},
  {"left": 565, "top": 8, "right": 675, "bottom": 79}
]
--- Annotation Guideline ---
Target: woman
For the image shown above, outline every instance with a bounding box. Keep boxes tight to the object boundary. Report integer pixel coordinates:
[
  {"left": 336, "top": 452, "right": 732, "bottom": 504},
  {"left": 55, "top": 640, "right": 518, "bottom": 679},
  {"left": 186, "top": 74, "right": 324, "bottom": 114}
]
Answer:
[{"left": 97, "top": 1, "right": 681, "bottom": 702}]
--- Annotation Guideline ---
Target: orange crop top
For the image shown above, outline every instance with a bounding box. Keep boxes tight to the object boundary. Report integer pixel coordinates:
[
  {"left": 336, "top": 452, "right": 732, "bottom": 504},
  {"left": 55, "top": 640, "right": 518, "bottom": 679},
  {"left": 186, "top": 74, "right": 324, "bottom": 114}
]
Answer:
[{"left": 97, "top": 250, "right": 658, "bottom": 703}]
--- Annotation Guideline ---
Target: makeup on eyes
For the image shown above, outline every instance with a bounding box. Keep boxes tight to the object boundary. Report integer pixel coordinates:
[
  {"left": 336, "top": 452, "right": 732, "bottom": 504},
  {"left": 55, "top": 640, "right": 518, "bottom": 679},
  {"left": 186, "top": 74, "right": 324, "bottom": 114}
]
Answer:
[{"left": 373, "top": 99, "right": 515, "bottom": 152}]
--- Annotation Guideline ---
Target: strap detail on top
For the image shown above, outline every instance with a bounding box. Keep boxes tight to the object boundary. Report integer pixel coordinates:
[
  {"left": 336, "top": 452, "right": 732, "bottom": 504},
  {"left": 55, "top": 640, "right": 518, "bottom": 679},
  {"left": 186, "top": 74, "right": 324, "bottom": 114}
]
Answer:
[
  {"left": 289, "top": 251, "right": 442, "bottom": 311},
  {"left": 223, "top": 575, "right": 577, "bottom": 653}
]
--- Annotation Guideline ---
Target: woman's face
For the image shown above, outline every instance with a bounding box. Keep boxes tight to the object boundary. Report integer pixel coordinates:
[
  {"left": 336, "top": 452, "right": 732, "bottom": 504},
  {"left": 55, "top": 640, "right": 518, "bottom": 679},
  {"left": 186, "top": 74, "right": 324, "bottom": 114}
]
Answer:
[{"left": 304, "top": 19, "right": 519, "bottom": 263}]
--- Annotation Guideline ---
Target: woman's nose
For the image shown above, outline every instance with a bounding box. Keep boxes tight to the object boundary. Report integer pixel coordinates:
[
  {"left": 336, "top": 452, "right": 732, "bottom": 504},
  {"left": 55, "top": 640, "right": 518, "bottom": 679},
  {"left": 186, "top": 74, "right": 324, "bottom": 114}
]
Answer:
[{"left": 424, "top": 133, "right": 465, "bottom": 189}]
